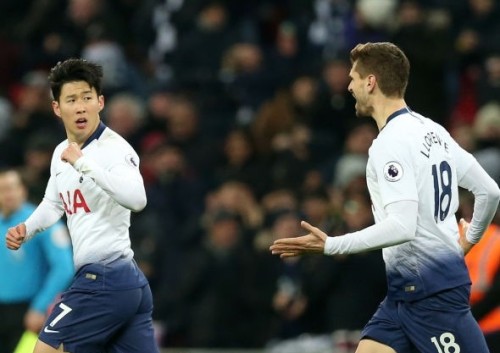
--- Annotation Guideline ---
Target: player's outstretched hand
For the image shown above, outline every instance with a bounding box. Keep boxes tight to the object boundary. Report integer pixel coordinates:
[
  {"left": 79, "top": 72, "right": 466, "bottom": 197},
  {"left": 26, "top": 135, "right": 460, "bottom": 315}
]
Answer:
[
  {"left": 270, "top": 221, "right": 327, "bottom": 258},
  {"left": 6, "top": 223, "right": 26, "bottom": 250},
  {"left": 458, "top": 218, "right": 474, "bottom": 255}
]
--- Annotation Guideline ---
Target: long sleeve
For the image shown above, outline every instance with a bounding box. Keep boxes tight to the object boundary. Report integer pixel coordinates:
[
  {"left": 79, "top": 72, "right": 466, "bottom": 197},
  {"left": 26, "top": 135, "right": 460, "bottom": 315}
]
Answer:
[
  {"left": 73, "top": 155, "right": 147, "bottom": 212},
  {"left": 324, "top": 200, "right": 418, "bottom": 255},
  {"left": 24, "top": 176, "right": 65, "bottom": 241},
  {"left": 458, "top": 159, "right": 500, "bottom": 243}
]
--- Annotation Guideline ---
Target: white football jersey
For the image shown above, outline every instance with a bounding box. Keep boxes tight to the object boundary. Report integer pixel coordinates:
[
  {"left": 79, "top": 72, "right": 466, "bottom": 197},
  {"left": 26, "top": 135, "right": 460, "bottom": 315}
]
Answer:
[
  {"left": 367, "top": 108, "right": 475, "bottom": 301},
  {"left": 26, "top": 123, "right": 147, "bottom": 269}
]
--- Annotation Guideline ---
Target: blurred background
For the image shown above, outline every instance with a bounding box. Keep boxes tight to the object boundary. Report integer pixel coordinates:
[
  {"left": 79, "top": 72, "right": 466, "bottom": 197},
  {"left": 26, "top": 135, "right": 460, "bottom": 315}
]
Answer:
[{"left": 0, "top": 0, "right": 499, "bottom": 352}]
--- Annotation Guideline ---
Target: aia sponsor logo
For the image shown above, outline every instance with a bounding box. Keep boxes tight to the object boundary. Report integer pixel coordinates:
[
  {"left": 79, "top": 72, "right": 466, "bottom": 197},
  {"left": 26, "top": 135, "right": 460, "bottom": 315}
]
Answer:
[{"left": 59, "top": 189, "right": 91, "bottom": 215}]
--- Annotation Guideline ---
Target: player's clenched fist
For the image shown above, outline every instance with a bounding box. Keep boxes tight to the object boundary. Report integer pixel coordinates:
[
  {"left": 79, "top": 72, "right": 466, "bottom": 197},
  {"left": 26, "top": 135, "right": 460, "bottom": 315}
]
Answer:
[
  {"left": 6, "top": 223, "right": 27, "bottom": 250},
  {"left": 61, "top": 142, "right": 83, "bottom": 165},
  {"left": 458, "top": 218, "right": 474, "bottom": 255}
]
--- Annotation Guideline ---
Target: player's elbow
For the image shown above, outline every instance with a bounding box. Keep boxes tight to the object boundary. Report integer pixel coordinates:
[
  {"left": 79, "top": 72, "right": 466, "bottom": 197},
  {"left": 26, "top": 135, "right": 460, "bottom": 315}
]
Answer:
[
  {"left": 398, "top": 215, "right": 417, "bottom": 242},
  {"left": 387, "top": 218, "right": 415, "bottom": 244},
  {"left": 491, "top": 184, "right": 500, "bottom": 205},
  {"left": 399, "top": 226, "right": 416, "bottom": 243},
  {"left": 134, "top": 199, "right": 147, "bottom": 212},
  {"left": 129, "top": 195, "right": 147, "bottom": 212},
  {"left": 122, "top": 183, "right": 147, "bottom": 212},
  {"left": 385, "top": 200, "right": 418, "bottom": 243}
]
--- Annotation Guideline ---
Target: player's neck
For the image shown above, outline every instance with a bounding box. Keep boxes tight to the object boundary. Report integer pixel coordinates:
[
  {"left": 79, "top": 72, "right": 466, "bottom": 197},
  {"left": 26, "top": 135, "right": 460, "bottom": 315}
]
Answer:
[
  {"left": 372, "top": 98, "right": 407, "bottom": 131},
  {"left": 66, "top": 121, "right": 101, "bottom": 148}
]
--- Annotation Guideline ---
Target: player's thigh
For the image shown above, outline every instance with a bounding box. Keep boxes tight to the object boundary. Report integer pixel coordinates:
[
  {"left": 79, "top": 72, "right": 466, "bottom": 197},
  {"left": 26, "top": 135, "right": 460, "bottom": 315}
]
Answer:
[
  {"left": 404, "top": 310, "right": 488, "bottom": 353},
  {"left": 402, "top": 286, "right": 489, "bottom": 353},
  {"left": 361, "top": 298, "right": 415, "bottom": 352},
  {"left": 356, "top": 339, "right": 397, "bottom": 353},
  {"left": 39, "top": 287, "right": 143, "bottom": 352},
  {"left": 107, "top": 311, "right": 158, "bottom": 353},
  {"left": 34, "top": 339, "right": 67, "bottom": 353},
  {"left": 108, "top": 285, "right": 159, "bottom": 353}
]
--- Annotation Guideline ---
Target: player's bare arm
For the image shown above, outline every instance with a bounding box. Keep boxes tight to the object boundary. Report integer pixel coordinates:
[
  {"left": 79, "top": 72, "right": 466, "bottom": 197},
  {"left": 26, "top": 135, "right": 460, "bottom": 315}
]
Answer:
[
  {"left": 270, "top": 221, "right": 327, "bottom": 258},
  {"left": 61, "top": 142, "right": 83, "bottom": 165},
  {"left": 6, "top": 223, "right": 26, "bottom": 250}
]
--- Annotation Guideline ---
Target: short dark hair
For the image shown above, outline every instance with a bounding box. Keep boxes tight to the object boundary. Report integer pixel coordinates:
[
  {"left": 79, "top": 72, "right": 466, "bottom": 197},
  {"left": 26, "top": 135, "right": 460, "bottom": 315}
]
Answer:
[
  {"left": 48, "top": 58, "right": 103, "bottom": 101},
  {"left": 350, "top": 42, "right": 410, "bottom": 98}
]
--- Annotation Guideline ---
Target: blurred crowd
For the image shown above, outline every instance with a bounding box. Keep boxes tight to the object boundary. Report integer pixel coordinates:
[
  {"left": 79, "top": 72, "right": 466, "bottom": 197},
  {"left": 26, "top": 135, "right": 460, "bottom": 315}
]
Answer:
[{"left": 0, "top": 0, "right": 499, "bottom": 350}]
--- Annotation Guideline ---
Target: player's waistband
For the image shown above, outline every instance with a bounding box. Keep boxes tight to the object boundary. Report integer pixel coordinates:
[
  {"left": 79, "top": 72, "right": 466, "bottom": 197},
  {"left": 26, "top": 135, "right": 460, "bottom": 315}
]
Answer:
[{"left": 70, "top": 256, "right": 148, "bottom": 291}]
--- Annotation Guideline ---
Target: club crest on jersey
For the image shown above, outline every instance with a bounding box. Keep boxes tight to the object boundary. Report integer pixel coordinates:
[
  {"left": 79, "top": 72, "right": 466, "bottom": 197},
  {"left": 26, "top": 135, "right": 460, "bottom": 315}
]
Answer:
[
  {"left": 125, "top": 154, "right": 137, "bottom": 167},
  {"left": 383, "top": 161, "right": 403, "bottom": 182}
]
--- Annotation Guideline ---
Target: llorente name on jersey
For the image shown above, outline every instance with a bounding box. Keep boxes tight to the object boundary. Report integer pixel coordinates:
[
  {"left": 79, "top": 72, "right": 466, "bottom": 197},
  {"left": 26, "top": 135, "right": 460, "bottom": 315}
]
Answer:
[{"left": 420, "top": 131, "right": 449, "bottom": 159}]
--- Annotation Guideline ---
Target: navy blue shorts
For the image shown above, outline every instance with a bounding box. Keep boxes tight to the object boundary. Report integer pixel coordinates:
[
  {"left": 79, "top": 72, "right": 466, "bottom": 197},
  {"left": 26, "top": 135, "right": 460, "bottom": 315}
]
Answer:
[
  {"left": 362, "top": 285, "right": 489, "bottom": 353},
  {"left": 38, "top": 259, "right": 159, "bottom": 353}
]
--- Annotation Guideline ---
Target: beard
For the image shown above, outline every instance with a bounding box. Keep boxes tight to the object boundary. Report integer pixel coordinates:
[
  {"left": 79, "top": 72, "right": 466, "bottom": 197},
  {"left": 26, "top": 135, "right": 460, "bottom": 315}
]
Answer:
[{"left": 354, "top": 100, "right": 374, "bottom": 118}]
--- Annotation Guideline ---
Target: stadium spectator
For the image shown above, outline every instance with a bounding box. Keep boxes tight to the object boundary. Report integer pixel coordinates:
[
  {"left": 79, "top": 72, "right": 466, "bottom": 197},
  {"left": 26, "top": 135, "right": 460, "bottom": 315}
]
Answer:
[
  {"left": 331, "top": 120, "right": 377, "bottom": 190},
  {"left": 391, "top": 0, "right": 453, "bottom": 125},
  {"left": 165, "top": 97, "right": 223, "bottom": 176},
  {"left": 164, "top": 208, "right": 261, "bottom": 348},
  {"left": 472, "top": 102, "right": 500, "bottom": 185},
  {"left": 0, "top": 70, "right": 64, "bottom": 167},
  {"left": 312, "top": 56, "right": 357, "bottom": 160},
  {"left": 475, "top": 53, "right": 500, "bottom": 107},
  {"left": 253, "top": 210, "right": 321, "bottom": 342},
  {"left": 213, "top": 127, "right": 271, "bottom": 198},
  {"left": 103, "top": 92, "right": 147, "bottom": 151},
  {"left": 20, "top": 133, "right": 59, "bottom": 203}
]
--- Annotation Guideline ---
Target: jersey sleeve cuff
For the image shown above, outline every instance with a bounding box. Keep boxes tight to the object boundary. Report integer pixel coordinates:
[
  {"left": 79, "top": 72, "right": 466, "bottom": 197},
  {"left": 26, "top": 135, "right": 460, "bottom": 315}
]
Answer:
[
  {"left": 465, "top": 231, "right": 480, "bottom": 244},
  {"left": 72, "top": 155, "right": 87, "bottom": 172},
  {"left": 73, "top": 155, "right": 98, "bottom": 175},
  {"left": 324, "top": 236, "right": 337, "bottom": 255}
]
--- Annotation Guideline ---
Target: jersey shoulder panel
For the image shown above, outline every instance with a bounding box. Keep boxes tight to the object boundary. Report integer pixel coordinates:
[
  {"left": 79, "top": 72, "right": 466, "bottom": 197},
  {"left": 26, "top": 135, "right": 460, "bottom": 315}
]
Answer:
[{"left": 98, "top": 129, "right": 140, "bottom": 160}]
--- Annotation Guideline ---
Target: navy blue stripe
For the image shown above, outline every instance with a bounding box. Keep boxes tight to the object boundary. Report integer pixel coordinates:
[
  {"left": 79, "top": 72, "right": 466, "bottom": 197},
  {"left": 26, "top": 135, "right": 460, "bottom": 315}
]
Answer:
[
  {"left": 385, "top": 106, "right": 411, "bottom": 126},
  {"left": 81, "top": 121, "right": 107, "bottom": 149}
]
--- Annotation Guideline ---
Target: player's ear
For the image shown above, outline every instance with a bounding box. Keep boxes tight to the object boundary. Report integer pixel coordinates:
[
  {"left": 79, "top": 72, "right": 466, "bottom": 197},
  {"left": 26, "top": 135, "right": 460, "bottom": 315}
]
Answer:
[
  {"left": 367, "top": 75, "right": 376, "bottom": 92},
  {"left": 98, "top": 95, "right": 105, "bottom": 112},
  {"left": 52, "top": 100, "right": 62, "bottom": 118}
]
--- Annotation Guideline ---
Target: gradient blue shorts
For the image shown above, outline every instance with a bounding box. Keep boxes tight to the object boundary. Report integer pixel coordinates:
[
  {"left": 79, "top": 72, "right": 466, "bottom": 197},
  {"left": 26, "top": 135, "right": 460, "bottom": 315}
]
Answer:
[
  {"left": 38, "top": 258, "right": 159, "bottom": 353},
  {"left": 361, "top": 285, "right": 489, "bottom": 353}
]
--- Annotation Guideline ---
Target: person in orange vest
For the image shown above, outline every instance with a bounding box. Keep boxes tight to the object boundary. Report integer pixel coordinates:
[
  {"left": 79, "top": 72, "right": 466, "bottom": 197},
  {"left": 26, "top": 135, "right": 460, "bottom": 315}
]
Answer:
[{"left": 464, "top": 220, "right": 500, "bottom": 352}]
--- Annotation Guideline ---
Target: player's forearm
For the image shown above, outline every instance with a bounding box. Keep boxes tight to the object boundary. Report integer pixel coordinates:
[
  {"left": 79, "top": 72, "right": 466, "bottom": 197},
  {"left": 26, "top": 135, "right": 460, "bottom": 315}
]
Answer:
[
  {"left": 73, "top": 155, "right": 147, "bottom": 212},
  {"left": 324, "top": 200, "right": 417, "bottom": 255},
  {"left": 459, "top": 161, "right": 500, "bottom": 244},
  {"left": 25, "top": 199, "right": 65, "bottom": 240}
]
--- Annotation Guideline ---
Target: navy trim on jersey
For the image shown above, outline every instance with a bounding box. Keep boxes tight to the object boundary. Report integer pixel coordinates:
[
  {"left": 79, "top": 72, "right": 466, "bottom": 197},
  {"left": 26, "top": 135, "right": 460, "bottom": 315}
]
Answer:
[
  {"left": 385, "top": 106, "right": 411, "bottom": 126},
  {"left": 81, "top": 122, "right": 107, "bottom": 149}
]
